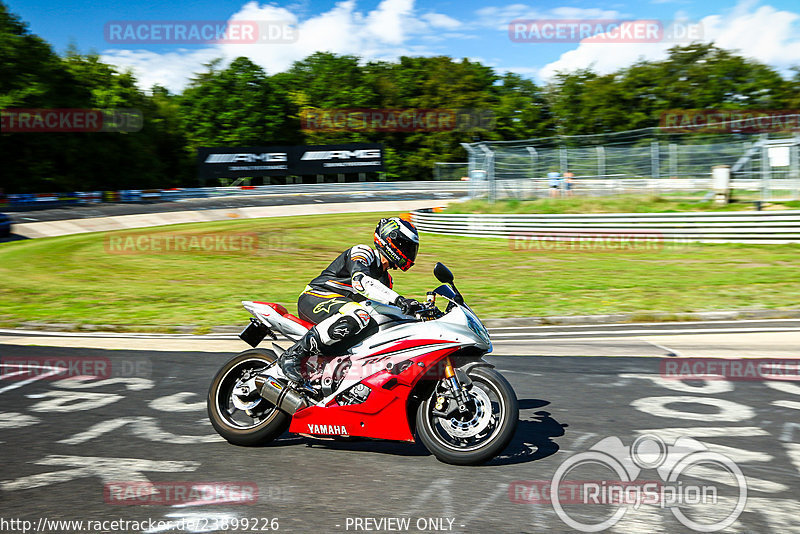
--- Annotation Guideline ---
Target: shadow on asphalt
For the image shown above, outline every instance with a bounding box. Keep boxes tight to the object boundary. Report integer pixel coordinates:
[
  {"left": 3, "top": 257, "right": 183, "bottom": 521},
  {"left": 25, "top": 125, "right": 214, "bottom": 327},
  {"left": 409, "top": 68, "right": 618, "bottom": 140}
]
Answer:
[
  {"left": 0, "top": 233, "right": 29, "bottom": 243},
  {"left": 488, "top": 399, "right": 568, "bottom": 466},
  {"left": 256, "top": 433, "right": 432, "bottom": 457},
  {"left": 241, "top": 398, "right": 568, "bottom": 466}
]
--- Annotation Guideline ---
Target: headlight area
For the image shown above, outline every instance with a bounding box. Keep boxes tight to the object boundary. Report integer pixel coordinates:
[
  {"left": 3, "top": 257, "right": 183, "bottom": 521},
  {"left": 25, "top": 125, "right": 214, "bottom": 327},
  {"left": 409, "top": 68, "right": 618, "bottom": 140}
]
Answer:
[{"left": 465, "top": 312, "right": 492, "bottom": 347}]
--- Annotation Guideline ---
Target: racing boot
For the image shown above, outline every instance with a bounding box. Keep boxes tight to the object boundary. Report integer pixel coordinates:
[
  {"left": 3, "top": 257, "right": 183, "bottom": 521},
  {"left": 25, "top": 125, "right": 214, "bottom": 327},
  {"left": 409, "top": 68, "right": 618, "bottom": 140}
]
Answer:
[{"left": 278, "top": 328, "right": 321, "bottom": 386}]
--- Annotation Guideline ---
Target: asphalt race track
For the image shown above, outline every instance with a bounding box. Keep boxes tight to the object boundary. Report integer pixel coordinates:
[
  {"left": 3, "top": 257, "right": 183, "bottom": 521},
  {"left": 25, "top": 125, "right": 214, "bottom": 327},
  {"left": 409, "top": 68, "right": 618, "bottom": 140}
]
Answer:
[{"left": 1, "top": 344, "right": 799, "bottom": 533}]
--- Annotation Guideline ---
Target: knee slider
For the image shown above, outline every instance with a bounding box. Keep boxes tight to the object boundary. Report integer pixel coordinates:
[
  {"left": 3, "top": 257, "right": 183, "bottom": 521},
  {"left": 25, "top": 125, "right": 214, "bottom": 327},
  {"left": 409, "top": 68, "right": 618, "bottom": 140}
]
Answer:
[{"left": 328, "top": 315, "right": 360, "bottom": 341}]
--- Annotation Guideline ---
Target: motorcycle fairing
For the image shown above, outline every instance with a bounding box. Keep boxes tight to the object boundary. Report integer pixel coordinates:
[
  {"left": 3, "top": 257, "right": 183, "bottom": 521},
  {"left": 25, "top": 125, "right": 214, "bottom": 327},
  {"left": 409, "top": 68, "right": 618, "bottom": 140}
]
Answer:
[
  {"left": 253, "top": 289, "right": 490, "bottom": 441},
  {"left": 288, "top": 345, "right": 462, "bottom": 441}
]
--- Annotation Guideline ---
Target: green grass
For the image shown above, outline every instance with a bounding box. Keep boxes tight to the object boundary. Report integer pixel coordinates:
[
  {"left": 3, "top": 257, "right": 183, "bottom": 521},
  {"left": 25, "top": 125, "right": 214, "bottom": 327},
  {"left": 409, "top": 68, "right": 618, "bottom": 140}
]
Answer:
[
  {"left": 1, "top": 212, "right": 799, "bottom": 328},
  {"left": 444, "top": 195, "right": 799, "bottom": 214}
]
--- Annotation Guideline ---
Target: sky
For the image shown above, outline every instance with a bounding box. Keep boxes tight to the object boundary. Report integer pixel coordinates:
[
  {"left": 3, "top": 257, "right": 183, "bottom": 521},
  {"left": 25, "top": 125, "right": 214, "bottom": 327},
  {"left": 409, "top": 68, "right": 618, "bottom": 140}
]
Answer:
[{"left": 7, "top": 0, "right": 800, "bottom": 92}]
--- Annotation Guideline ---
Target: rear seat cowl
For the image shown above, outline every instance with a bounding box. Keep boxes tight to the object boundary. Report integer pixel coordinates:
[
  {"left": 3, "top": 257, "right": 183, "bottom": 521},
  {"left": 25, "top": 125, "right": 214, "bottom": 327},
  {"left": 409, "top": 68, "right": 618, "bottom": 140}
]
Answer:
[{"left": 254, "top": 301, "right": 315, "bottom": 330}]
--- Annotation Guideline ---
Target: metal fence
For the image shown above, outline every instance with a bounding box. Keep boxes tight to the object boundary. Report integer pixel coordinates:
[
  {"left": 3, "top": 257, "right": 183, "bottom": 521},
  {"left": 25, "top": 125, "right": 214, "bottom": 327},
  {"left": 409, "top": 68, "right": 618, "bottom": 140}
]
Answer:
[
  {"left": 460, "top": 119, "right": 800, "bottom": 202},
  {"left": 433, "top": 162, "right": 469, "bottom": 181}
]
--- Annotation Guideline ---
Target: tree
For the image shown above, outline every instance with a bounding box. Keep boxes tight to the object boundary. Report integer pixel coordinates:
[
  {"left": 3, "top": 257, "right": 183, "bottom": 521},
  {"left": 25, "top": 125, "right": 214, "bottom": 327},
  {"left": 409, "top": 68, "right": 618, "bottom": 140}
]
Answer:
[
  {"left": 544, "top": 44, "right": 794, "bottom": 136},
  {"left": 3, "top": 0, "right": 799, "bottom": 191},
  {"left": 179, "top": 57, "right": 297, "bottom": 151},
  {"left": 490, "top": 73, "right": 553, "bottom": 140}
]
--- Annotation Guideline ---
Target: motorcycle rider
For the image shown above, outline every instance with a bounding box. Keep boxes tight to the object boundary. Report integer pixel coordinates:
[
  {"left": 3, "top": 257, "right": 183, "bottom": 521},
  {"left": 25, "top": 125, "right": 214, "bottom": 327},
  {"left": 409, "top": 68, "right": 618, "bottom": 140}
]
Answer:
[{"left": 278, "top": 217, "right": 422, "bottom": 386}]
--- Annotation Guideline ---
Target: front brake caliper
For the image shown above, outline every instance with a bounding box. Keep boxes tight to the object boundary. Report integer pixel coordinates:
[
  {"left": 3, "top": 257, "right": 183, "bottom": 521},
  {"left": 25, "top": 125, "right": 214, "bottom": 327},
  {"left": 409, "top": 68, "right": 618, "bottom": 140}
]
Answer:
[{"left": 431, "top": 385, "right": 462, "bottom": 418}]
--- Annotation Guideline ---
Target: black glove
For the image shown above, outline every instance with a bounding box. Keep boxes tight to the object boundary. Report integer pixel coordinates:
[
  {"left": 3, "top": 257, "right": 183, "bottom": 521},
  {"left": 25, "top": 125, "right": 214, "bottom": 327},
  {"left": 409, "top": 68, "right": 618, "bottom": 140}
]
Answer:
[{"left": 395, "top": 296, "right": 422, "bottom": 316}]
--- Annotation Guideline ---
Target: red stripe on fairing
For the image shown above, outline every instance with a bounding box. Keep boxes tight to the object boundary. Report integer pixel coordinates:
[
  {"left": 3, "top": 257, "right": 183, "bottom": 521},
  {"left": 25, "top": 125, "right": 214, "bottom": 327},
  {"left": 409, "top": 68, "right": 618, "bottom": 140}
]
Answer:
[{"left": 368, "top": 338, "right": 454, "bottom": 357}]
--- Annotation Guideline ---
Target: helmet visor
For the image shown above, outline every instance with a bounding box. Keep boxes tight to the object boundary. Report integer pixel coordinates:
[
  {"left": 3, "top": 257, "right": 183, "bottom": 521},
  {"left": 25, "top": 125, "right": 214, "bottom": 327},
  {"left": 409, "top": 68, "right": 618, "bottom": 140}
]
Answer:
[{"left": 395, "top": 238, "right": 418, "bottom": 271}]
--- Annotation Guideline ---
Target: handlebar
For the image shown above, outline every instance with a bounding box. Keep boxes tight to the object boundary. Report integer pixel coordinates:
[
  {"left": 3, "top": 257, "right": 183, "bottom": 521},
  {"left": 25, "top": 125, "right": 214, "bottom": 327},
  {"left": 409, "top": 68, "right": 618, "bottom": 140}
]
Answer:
[{"left": 415, "top": 299, "right": 445, "bottom": 320}]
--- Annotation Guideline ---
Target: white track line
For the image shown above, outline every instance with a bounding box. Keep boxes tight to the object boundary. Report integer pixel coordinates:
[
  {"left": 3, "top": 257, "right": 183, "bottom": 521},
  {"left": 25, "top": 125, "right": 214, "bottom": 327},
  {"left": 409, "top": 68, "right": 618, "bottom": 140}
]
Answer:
[
  {"left": 486, "top": 318, "right": 800, "bottom": 331},
  {"left": 490, "top": 327, "right": 800, "bottom": 338},
  {"left": 0, "top": 364, "right": 65, "bottom": 394}
]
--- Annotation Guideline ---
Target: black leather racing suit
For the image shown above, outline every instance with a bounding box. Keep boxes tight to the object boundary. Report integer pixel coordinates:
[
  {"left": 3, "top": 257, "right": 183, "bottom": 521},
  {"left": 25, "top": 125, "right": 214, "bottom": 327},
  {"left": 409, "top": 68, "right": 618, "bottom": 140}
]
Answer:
[{"left": 296, "top": 244, "right": 400, "bottom": 351}]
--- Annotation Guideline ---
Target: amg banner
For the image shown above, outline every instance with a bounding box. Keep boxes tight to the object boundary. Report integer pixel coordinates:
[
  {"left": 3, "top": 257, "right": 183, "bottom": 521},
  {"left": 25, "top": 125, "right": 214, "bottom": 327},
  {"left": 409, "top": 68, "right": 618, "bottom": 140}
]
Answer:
[{"left": 197, "top": 143, "right": 384, "bottom": 179}]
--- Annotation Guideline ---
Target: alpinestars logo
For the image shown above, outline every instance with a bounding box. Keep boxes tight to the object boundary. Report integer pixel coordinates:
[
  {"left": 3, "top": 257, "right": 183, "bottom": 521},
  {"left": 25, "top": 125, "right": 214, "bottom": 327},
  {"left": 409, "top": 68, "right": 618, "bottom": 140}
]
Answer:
[
  {"left": 331, "top": 324, "right": 350, "bottom": 338},
  {"left": 307, "top": 424, "right": 349, "bottom": 435},
  {"left": 300, "top": 149, "right": 381, "bottom": 160},
  {"left": 205, "top": 153, "right": 288, "bottom": 163}
]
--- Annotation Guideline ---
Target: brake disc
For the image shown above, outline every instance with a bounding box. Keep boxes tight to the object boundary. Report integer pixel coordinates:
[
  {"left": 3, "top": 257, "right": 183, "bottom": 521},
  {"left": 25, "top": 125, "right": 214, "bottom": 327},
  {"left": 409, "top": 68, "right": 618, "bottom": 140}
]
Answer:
[{"left": 439, "top": 386, "right": 493, "bottom": 439}]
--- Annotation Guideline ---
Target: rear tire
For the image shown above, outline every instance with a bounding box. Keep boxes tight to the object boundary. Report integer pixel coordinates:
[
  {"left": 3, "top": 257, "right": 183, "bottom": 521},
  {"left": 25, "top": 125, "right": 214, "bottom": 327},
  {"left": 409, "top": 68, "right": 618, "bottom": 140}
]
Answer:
[
  {"left": 416, "top": 366, "right": 518, "bottom": 465},
  {"left": 207, "top": 348, "right": 290, "bottom": 446}
]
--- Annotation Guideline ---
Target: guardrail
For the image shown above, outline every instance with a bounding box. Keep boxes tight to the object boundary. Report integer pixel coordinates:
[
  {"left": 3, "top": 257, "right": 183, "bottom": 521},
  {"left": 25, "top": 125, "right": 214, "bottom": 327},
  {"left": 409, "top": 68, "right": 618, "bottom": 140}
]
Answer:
[
  {"left": 2, "top": 182, "right": 473, "bottom": 208},
  {"left": 4, "top": 177, "right": 794, "bottom": 209},
  {"left": 409, "top": 209, "right": 800, "bottom": 244}
]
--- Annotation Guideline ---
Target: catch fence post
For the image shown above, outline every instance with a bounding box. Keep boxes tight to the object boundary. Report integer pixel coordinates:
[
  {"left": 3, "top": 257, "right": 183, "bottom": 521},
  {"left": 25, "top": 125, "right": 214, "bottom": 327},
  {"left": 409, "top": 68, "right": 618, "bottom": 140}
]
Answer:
[
  {"left": 479, "top": 144, "right": 496, "bottom": 204},
  {"left": 526, "top": 147, "right": 538, "bottom": 198}
]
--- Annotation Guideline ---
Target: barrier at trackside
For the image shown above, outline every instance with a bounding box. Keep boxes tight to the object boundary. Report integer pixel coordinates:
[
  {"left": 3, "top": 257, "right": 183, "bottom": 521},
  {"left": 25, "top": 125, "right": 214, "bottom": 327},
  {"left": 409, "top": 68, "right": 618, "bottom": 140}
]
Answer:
[
  {"left": 409, "top": 208, "right": 800, "bottom": 244},
  {"left": 1, "top": 182, "right": 473, "bottom": 208},
  {"left": 3, "top": 177, "right": 795, "bottom": 209}
]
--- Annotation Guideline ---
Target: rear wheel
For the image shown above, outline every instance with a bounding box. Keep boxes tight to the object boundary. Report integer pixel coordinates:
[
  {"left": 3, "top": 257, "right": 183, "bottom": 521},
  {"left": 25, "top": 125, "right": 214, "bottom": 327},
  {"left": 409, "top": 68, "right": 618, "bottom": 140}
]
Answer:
[
  {"left": 207, "top": 348, "right": 289, "bottom": 446},
  {"left": 416, "top": 366, "right": 518, "bottom": 465}
]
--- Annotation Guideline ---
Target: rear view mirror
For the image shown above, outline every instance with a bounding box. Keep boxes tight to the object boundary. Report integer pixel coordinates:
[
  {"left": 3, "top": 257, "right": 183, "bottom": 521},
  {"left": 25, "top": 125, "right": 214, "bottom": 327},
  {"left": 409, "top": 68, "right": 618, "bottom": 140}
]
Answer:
[{"left": 433, "top": 262, "right": 454, "bottom": 284}]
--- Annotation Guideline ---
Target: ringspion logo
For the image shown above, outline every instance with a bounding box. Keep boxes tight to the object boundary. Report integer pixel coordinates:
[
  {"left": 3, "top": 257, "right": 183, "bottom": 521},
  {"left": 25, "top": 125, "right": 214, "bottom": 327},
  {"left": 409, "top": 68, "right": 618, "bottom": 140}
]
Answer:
[{"left": 540, "top": 435, "right": 747, "bottom": 532}]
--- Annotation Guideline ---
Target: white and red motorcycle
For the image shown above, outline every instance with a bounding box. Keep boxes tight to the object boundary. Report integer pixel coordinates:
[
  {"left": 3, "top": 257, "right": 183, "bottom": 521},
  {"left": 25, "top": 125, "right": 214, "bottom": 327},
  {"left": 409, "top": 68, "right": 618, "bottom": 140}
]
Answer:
[{"left": 207, "top": 263, "right": 518, "bottom": 465}]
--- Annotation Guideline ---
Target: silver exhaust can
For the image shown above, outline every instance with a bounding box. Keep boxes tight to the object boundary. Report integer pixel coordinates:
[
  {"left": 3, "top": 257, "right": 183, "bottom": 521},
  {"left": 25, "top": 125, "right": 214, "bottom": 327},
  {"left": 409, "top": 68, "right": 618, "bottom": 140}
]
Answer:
[{"left": 257, "top": 376, "right": 308, "bottom": 414}]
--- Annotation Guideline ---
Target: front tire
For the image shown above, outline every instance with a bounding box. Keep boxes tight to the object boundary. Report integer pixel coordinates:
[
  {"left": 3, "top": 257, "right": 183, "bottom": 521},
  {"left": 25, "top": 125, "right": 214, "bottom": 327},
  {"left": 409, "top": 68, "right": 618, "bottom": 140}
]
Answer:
[
  {"left": 416, "top": 366, "right": 518, "bottom": 465},
  {"left": 207, "top": 348, "right": 290, "bottom": 446}
]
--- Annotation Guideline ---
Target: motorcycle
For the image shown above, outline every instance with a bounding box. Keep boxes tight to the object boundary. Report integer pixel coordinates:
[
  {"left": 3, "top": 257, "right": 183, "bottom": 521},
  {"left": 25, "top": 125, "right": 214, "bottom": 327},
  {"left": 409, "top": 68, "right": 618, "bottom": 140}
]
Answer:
[{"left": 207, "top": 262, "right": 519, "bottom": 465}]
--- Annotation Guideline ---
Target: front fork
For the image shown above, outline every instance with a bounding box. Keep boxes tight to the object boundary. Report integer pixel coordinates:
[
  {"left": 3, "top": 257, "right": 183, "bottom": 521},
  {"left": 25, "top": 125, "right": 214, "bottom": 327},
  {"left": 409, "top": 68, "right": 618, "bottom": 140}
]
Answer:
[{"left": 442, "top": 356, "right": 472, "bottom": 414}]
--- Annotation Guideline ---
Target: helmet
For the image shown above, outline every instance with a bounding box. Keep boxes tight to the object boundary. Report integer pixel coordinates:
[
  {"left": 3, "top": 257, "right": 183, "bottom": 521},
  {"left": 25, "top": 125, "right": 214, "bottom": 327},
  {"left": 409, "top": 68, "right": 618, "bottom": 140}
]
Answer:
[{"left": 374, "top": 217, "right": 419, "bottom": 271}]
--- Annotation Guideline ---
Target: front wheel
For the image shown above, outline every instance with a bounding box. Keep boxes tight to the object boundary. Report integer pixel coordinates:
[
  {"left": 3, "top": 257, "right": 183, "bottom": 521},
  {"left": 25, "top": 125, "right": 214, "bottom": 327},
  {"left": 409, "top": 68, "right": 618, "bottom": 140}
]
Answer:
[
  {"left": 207, "top": 348, "right": 290, "bottom": 446},
  {"left": 416, "top": 366, "right": 519, "bottom": 465}
]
